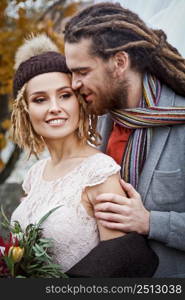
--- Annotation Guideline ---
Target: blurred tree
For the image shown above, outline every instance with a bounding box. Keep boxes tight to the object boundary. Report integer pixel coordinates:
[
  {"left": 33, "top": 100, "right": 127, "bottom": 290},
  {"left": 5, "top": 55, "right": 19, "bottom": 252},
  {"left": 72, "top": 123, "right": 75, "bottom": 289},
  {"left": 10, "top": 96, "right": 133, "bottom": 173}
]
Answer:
[
  {"left": 0, "top": 0, "right": 38, "bottom": 181},
  {"left": 0, "top": 0, "right": 80, "bottom": 183}
]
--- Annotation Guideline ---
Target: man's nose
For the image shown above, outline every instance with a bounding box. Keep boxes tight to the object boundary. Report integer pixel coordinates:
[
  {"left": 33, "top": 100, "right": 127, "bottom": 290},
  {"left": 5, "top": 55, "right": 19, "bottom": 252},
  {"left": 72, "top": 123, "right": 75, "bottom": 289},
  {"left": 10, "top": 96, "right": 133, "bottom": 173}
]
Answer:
[{"left": 72, "top": 76, "right": 82, "bottom": 90}]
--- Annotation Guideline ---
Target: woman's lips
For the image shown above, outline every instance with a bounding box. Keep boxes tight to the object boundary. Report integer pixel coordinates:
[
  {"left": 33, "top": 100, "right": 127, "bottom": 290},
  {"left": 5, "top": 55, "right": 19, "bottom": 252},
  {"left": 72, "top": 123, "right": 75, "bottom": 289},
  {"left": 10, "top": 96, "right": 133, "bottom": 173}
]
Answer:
[{"left": 46, "top": 118, "right": 67, "bottom": 126}]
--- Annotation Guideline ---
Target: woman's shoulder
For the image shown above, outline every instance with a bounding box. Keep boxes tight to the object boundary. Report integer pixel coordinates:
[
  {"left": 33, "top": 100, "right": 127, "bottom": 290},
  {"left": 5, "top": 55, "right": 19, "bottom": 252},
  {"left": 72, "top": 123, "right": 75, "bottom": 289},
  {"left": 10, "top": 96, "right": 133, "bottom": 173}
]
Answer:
[
  {"left": 23, "top": 158, "right": 48, "bottom": 183},
  {"left": 87, "top": 151, "right": 120, "bottom": 167},
  {"left": 22, "top": 158, "right": 48, "bottom": 194},
  {"left": 27, "top": 158, "right": 48, "bottom": 173},
  {"left": 82, "top": 151, "right": 121, "bottom": 187}
]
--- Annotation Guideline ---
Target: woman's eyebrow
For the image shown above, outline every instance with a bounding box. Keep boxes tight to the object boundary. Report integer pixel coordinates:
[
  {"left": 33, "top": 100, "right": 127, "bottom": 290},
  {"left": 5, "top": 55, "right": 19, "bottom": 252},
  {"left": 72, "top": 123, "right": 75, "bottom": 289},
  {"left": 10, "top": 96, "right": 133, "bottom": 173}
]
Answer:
[
  {"left": 56, "top": 86, "right": 72, "bottom": 92},
  {"left": 29, "top": 86, "right": 72, "bottom": 96}
]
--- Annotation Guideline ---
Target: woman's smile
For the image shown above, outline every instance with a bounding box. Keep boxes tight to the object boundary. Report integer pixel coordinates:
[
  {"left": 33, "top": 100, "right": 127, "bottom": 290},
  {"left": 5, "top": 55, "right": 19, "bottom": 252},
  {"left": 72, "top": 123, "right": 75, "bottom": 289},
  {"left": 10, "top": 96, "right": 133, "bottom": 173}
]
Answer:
[{"left": 46, "top": 117, "right": 68, "bottom": 127}]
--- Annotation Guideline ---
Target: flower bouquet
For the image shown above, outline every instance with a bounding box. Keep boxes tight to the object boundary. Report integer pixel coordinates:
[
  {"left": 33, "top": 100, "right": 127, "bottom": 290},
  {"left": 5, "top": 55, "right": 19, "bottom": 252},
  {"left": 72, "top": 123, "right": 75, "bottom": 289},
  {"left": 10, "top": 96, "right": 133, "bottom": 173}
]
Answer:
[{"left": 0, "top": 206, "right": 67, "bottom": 278}]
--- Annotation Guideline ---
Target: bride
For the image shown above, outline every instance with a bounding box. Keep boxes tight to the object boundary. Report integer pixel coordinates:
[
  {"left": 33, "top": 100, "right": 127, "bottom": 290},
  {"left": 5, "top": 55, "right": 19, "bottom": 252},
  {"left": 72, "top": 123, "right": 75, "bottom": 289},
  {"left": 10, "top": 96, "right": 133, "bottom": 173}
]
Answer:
[{"left": 10, "top": 34, "right": 158, "bottom": 277}]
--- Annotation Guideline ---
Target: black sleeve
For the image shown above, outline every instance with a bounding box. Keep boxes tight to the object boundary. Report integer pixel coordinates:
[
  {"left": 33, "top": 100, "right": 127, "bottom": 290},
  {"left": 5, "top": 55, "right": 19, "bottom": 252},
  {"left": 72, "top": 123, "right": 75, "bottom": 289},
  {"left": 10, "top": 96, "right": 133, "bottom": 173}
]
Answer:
[{"left": 66, "top": 232, "right": 159, "bottom": 278}]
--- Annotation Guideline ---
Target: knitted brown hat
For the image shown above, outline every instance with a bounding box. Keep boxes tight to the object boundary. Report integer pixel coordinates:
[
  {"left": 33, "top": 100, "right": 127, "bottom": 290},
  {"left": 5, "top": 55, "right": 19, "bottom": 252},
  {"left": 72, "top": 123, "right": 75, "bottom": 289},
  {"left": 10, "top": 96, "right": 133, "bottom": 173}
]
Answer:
[{"left": 13, "top": 34, "right": 70, "bottom": 98}]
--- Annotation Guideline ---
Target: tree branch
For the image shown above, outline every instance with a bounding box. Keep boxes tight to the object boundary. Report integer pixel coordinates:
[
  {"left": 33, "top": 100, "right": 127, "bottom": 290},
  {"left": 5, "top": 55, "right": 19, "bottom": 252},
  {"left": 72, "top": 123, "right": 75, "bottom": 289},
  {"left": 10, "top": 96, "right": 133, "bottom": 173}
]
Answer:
[{"left": 0, "top": 145, "right": 22, "bottom": 184}]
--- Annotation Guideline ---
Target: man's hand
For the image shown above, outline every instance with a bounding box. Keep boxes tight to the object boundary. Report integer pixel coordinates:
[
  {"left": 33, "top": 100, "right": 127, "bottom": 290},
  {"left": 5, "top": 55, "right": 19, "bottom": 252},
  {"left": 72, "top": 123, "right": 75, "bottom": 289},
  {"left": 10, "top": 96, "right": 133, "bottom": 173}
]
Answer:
[{"left": 94, "top": 179, "right": 150, "bottom": 235}]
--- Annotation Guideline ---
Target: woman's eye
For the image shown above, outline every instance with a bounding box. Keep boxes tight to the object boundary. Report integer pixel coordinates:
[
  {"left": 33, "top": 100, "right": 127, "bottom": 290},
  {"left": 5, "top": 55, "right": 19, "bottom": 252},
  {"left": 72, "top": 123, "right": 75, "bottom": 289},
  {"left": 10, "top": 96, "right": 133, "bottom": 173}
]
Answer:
[
  {"left": 33, "top": 97, "right": 46, "bottom": 103},
  {"left": 60, "top": 93, "right": 72, "bottom": 99}
]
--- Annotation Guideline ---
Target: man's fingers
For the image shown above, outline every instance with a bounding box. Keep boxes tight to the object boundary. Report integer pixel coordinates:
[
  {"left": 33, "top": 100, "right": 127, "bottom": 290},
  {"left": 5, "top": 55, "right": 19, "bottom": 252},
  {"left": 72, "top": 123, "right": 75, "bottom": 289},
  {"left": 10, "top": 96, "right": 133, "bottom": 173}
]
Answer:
[
  {"left": 95, "top": 211, "right": 125, "bottom": 223},
  {"left": 97, "top": 220, "right": 129, "bottom": 232},
  {"left": 120, "top": 179, "right": 140, "bottom": 199},
  {"left": 95, "top": 193, "right": 129, "bottom": 205},
  {"left": 94, "top": 202, "right": 130, "bottom": 215}
]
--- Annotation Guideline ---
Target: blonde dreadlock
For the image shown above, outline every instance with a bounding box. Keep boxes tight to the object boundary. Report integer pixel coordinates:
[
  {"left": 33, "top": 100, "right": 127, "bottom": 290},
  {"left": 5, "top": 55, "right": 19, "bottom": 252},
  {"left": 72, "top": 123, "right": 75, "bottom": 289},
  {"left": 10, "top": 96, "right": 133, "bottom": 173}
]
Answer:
[
  {"left": 64, "top": 2, "right": 185, "bottom": 97},
  {"left": 11, "top": 85, "right": 45, "bottom": 158}
]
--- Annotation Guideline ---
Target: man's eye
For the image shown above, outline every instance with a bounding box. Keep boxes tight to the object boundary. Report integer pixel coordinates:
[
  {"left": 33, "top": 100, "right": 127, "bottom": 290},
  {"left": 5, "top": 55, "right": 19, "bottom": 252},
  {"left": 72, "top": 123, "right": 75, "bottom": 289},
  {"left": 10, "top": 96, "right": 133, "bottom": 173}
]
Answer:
[{"left": 79, "top": 71, "right": 88, "bottom": 75}]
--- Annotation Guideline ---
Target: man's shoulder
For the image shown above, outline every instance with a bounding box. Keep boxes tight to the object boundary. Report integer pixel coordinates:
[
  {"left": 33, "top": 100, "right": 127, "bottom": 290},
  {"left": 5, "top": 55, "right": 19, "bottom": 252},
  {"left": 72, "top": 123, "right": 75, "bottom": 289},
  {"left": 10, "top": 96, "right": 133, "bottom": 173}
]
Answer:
[
  {"left": 160, "top": 85, "right": 185, "bottom": 107},
  {"left": 174, "top": 92, "right": 185, "bottom": 106}
]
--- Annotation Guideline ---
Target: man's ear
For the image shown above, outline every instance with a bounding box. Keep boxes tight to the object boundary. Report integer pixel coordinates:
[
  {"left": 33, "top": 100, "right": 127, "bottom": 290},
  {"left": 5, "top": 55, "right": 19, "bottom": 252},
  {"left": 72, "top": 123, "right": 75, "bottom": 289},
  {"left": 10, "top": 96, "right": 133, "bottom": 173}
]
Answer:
[{"left": 112, "top": 51, "right": 129, "bottom": 77}]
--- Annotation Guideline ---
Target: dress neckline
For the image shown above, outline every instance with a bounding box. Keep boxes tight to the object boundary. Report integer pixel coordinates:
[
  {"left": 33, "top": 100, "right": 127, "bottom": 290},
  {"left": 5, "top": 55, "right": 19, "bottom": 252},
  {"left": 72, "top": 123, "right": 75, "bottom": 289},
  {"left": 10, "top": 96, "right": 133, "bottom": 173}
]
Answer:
[{"left": 40, "top": 152, "right": 102, "bottom": 184}]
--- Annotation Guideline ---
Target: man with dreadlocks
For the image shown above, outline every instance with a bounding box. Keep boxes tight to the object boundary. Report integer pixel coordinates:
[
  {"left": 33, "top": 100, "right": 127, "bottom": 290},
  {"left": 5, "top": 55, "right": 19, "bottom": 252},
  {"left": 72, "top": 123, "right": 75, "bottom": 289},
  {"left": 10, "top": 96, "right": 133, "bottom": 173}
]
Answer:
[{"left": 64, "top": 2, "right": 185, "bottom": 277}]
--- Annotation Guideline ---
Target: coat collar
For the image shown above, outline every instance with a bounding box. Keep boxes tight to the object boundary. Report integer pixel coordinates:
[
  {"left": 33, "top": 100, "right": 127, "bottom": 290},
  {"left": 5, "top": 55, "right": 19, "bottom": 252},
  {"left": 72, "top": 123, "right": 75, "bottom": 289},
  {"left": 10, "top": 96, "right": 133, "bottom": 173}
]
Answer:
[{"left": 98, "top": 113, "right": 113, "bottom": 152}]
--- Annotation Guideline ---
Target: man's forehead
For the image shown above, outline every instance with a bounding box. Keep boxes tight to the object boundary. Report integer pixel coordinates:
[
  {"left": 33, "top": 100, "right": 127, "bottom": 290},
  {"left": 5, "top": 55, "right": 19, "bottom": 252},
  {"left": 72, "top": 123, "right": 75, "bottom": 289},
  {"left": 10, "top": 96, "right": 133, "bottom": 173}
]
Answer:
[
  {"left": 65, "top": 39, "right": 91, "bottom": 56},
  {"left": 65, "top": 40, "right": 96, "bottom": 69}
]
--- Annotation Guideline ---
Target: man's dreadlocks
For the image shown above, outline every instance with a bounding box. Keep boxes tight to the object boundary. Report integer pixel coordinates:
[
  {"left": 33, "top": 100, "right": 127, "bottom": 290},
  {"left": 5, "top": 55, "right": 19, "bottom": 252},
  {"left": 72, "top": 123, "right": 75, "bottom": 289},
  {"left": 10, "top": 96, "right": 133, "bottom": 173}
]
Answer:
[{"left": 64, "top": 2, "right": 185, "bottom": 97}]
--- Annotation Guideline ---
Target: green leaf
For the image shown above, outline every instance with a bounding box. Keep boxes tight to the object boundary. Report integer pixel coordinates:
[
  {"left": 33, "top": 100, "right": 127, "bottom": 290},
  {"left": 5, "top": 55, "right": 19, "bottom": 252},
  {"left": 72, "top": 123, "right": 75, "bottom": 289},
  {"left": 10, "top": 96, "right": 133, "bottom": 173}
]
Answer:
[
  {"left": 0, "top": 205, "right": 10, "bottom": 228},
  {"left": 36, "top": 205, "right": 62, "bottom": 227},
  {"left": 4, "top": 256, "right": 15, "bottom": 277}
]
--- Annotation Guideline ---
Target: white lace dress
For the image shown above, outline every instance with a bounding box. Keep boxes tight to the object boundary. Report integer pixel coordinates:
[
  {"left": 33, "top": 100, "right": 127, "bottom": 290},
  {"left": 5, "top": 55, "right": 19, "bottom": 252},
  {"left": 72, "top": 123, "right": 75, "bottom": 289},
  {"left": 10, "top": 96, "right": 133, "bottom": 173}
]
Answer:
[{"left": 11, "top": 153, "right": 120, "bottom": 272}]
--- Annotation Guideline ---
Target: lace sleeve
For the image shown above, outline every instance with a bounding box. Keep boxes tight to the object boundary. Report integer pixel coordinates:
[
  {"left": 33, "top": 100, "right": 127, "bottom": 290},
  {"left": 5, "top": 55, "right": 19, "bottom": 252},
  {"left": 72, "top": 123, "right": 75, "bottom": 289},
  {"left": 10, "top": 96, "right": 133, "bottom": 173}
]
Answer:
[
  {"left": 22, "top": 159, "right": 45, "bottom": 194},
  {"left": 22, "top": 167, "right": 33, "bottom": 194},
  {"left": 84, "top": 153, "right": 121, "bottom": 188}
]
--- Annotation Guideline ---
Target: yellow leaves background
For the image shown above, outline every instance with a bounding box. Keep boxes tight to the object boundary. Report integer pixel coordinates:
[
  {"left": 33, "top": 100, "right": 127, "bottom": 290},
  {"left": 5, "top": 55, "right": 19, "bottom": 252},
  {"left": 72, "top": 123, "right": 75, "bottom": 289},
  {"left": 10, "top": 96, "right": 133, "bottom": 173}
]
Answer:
[{"left": 0, "top": 0, "right": 79, "bottom": 178}]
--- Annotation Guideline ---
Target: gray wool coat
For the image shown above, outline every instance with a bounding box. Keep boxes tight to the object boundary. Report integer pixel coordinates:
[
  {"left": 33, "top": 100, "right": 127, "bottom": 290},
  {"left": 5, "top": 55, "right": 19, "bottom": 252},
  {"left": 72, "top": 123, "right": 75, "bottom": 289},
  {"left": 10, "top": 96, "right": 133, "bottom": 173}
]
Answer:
[{"left": 97, "top": 85, "right": 185, "bottom": 277}]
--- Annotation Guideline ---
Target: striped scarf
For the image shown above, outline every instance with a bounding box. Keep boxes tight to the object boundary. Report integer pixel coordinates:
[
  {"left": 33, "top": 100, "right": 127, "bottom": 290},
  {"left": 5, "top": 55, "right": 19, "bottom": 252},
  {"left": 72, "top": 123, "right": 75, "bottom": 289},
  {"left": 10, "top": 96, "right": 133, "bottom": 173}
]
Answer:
[{"left": 110, "top": 73, "right": 185, "bottom": 188}]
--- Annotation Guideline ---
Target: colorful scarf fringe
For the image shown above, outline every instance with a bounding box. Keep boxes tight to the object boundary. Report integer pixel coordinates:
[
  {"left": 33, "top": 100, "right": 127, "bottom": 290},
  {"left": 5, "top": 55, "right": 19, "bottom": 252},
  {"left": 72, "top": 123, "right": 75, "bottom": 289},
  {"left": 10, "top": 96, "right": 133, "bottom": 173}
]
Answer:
[{"left": 110, "top": 73, "right": 185, "bottom": 188}]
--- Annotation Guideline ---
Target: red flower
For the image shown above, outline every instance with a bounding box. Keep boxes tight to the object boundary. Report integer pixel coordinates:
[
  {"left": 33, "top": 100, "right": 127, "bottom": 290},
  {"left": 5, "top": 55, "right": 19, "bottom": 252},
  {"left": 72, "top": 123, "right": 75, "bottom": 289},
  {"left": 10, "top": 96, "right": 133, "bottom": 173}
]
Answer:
[
  {"left": 0, "top": 256, "right": 10, "bottom": 277},
  {"left": 0, "top": 233, "right": 19, "bottom": 256}
]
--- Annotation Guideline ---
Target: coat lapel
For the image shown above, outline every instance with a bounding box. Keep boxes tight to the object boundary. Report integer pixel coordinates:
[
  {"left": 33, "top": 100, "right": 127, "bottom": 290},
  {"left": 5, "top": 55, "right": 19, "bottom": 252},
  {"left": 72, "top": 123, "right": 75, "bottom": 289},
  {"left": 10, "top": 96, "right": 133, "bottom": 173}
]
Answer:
[
  {"left": 138, "top": 126, "right": 171, "bottom": 202},
  {"left": 138, "top": 85, "right": 175, "bottom": 202},
  {"left": 97, "top": 113, "right": 113, "bottom": 153}
]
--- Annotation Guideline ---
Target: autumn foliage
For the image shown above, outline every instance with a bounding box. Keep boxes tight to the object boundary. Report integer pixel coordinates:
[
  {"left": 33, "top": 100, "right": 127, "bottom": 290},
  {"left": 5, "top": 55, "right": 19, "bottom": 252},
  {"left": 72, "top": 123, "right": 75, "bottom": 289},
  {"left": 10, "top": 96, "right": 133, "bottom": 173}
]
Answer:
[{"left": 0, "top": 0, "right": 79, "bottom": 179}]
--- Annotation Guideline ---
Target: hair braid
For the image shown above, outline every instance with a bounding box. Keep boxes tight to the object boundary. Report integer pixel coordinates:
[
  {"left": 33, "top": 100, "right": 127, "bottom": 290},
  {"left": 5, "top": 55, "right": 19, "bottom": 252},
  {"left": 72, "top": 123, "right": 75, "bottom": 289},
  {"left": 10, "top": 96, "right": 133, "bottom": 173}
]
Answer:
[{"left": 64, "top": 1, "right": 185, "bottom": 97}]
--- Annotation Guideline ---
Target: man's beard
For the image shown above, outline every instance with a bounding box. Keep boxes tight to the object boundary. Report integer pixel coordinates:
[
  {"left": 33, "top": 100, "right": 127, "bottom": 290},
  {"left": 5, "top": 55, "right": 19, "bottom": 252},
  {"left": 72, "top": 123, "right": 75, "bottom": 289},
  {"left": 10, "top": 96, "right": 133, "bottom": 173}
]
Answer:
[{"left": 87, "top": 78, "right": 129, "bottom": 116}]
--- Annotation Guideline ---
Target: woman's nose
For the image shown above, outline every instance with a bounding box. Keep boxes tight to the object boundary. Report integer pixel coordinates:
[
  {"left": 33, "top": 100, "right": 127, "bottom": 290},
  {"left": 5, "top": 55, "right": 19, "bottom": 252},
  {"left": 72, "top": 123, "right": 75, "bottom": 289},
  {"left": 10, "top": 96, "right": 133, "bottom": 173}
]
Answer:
[{"left": 48, "top": 99, "right": 62, "bottom": 114}]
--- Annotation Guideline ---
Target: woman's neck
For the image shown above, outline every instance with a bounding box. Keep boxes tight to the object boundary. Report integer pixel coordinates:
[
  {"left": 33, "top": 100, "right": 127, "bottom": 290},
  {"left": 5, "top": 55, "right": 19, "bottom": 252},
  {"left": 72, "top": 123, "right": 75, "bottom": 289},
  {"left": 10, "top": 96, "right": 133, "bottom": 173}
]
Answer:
[{"left": 44, "top": 134, "right": 88, "bottom": 165}]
